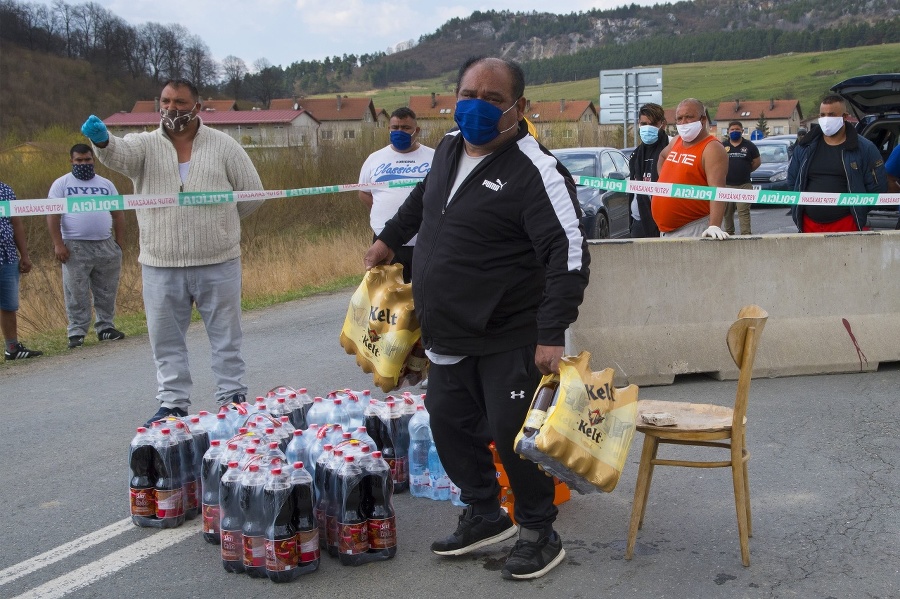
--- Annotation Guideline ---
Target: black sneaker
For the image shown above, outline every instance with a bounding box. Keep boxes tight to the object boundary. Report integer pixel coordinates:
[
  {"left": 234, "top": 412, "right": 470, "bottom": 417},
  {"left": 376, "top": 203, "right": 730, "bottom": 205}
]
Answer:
[
  {"left": 68, "top": 335, "right": 85, "bottom": 348},
  {"left": 98, "top": 328, "right": 125, "bottom": 341},
  {"left": 4, "top": 343, "right": 43, "bottom": 361},
  {"left": 501, "top": 529, "right": 565, "bottom": 580},
  {"left": 145, "top": 406, "right": 188, "bottom": 427},
  {"left": 431, "top": 506, "right": 518, "bottom": 556},
  {"left": 229, "top": 393, "right": 246, "bottom": 406}
]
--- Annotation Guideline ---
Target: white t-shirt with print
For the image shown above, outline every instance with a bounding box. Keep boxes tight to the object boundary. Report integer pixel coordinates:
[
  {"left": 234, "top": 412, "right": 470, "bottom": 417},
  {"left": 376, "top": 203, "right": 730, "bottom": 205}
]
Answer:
[
  {"left": 48, "top": 173, "right": 118, "bottom": 240},
  {"left": 359, "top": 143, "right": 434, "bottom": 246}
]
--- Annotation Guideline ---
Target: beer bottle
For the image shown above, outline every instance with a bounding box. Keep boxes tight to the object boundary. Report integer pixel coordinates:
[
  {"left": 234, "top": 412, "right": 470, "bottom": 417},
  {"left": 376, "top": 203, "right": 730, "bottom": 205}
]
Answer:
[{"left": 522, "top": 380, "right": 560, "bottom": 438}]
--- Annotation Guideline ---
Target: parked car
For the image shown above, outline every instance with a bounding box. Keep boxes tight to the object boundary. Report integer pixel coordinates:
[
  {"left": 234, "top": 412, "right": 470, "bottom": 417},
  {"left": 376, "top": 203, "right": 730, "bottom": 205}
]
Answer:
[
  {"left": 551, "top": 147, "right": 631, "bottom": 239},
  {"left": 831, "top": 73, "right": 900, "bottom": 229},
  {"left": 621, "top": 146, "right": 636, "bottom": 161},
  {"left": 749, "top": 138, "right": 795, "bottom": 196}
]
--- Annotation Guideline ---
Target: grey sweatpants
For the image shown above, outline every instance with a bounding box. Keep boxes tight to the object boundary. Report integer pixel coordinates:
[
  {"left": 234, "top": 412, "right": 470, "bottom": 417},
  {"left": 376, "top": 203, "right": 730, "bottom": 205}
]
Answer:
[
  {"left": 142, "top": 258, "right": 247, "bottom": 411},
  {"left": 61, "top": 238, "right": 122, "bottom": 337}
]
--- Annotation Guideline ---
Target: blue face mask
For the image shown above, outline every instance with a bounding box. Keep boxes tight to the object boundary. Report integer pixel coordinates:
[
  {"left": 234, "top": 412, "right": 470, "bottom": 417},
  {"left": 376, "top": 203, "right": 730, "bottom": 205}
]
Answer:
[
  {"left": 729, "top": 130, "right": 743, "bottom": 141},
  {"left": 639, "top": 125, "right": 660, "bottom": 145},
  {"left": 454, "top": 98, "right": 518, "bottom": 146},
  {"left": 390, "top": 129, "right": 413, "bottom": 151}
]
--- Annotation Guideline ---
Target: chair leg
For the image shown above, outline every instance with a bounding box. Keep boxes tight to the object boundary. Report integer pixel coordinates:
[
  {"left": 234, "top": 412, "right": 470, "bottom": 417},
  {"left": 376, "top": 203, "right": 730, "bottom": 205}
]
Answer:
[
  {"left": 732, "top": 459, "right": 751, "bottom": 567},
  {"left": 638, "top": 438, "right": 660, "bottom": 530},
  {"left": 742, "top": 459, "right": 752, "bottom": 538},
  {"left": 626, "top": 435, "right": 657, "bottom": 560}
]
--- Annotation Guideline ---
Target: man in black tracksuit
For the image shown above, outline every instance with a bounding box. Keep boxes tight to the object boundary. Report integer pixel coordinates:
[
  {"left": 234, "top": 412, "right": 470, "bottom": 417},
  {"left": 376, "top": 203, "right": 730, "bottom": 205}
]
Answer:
[{"left": 366, "top": 57, "right": 589, "bottom": 581}]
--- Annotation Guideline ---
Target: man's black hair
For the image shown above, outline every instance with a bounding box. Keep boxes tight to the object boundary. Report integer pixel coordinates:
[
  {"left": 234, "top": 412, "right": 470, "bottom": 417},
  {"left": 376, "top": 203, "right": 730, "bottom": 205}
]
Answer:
[
  {"left": 391, "top": 107, "right": 417, "bottom": 120},
  {"left": 162, "top": 78, "right": 200, "bottom": 102},
  {"left": 70, "top": 143, "right": 93, "bottom": 157},
  {"left": 455, "top": 57, "right": 525, "bottom": 99}
]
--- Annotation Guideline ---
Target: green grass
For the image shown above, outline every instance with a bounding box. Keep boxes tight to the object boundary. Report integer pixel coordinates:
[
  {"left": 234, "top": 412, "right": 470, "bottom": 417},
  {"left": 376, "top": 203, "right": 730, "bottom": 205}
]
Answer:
[
  {"left": 1, "top": 275, "right": 361, "bottom": 367},
  {"left": 323, "top": 43, "right": 900, "bottom": 118}
]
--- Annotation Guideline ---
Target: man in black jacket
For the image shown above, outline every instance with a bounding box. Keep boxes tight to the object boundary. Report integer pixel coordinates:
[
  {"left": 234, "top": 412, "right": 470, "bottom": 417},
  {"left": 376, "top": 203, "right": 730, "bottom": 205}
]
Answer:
[
  {"left": 628, "top": 102, "right": 668, "bottom": 237},
  {"left": 365, "top": 56, "right": 590, "bottom": 581}
]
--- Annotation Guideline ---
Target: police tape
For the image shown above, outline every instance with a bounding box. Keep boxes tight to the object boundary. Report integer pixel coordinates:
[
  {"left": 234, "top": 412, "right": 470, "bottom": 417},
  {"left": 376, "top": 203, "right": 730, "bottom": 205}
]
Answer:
[
  {"left": 573, "top": 176, "right": 900, "bottom": 208},
  {"left": 2, "top": 177, "right": 899, "bottom": 218}
]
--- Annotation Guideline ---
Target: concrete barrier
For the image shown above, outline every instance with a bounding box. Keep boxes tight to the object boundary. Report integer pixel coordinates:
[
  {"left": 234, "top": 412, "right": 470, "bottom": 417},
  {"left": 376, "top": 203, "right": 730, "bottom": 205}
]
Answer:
[{"left": 569, "top": 231, "right": 900, "bottom": 386}]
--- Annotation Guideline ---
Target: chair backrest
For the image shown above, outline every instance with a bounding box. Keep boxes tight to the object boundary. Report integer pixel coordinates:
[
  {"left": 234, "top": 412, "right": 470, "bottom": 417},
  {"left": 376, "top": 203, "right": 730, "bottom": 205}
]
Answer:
[{"left": 726, "top": 305, "right": 768, "bottom": 431}]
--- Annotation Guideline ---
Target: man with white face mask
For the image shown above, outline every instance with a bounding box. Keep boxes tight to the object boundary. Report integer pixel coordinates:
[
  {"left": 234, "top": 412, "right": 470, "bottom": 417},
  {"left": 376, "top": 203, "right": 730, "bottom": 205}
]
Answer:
[
  {"left": 80, "top": 79, "right": 264, "bottom": 426},
  {"left": 651, "top": 98, "right": 729, "bottom": 238},
  {"left": 787, "top": 95, "right": 886, "bottom": 232}
]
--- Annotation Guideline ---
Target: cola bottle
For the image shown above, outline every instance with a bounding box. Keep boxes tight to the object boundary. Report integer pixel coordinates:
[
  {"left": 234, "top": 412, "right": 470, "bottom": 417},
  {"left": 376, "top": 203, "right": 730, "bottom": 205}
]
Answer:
[
  {"left": 264, "top": 441, "right": 287, "bottom": 468},
  {"left": 387, "top": 401, "right": 409, "bottom": 493},
  {"left": 362, "top": 450, "right": 397, "bottom": 560},
  {"left": 189, "top": 416, "right": 210, "bottom": 512},
  {"left": 313, "top": 444, "right": 334, "bottom": 549},
  {"left": 201, "top": 439, "right": 225, "bottom": 544},
  {"left": 240, "top": 463, "right": 267, "bottom": 578},
  {"left": 264, "top": 467, "right": 300, "bottom": 583},
  {"left": 219, "top": 460, "right": 245, "bottom": 573},
  {"left": 172, "top": 421, "right": 199, "bottom": 520},
  {"left": 351, "top": 426, "right": 377, "bottom": 452},
  {"left": 290, "top": 462, "right": 320, "bottom": 574},
  {"left": 153, "top": 428, "right": 185, "bottom": 528},
  {"left": 129, "top": 426, "right": 158, "bottom": 526},
  {"left": 407, "top": 406, "right": 432, "bottom": 498},
  {"left": 324, "top": 448, "right": 346, "bottom": 557},
  {"left": 277, "top": 416, "right": 295, "bottom": 451},
  {"left": 337, "top": 455, "right": 369, "bottom": 566}
]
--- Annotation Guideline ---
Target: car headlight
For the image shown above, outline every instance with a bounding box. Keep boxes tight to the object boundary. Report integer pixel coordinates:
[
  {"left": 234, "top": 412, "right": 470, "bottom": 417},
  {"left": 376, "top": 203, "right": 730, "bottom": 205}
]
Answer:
[{"left": 771, "top": 171, "right": 787, "bottom": 182}]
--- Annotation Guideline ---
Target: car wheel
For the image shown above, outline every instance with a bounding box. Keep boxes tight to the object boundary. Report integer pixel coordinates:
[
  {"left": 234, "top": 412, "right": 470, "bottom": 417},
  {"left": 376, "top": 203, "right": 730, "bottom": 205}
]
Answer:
[{"left": 593, "top": 212, "right": 610, "bottom": 239}]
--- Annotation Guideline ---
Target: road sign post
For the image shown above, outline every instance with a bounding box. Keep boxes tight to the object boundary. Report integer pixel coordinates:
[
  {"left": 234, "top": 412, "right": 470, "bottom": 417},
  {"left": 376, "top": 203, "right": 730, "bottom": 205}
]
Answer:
[{"left": 600, "top": 68, "right": 663, "bottom": 147}]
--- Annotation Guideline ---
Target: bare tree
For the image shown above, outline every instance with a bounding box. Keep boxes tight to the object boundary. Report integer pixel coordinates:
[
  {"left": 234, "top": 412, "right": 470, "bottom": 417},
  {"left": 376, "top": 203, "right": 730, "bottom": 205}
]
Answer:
[
  {"left": 138, "top": 22, "right": 167, "bottom": 83},
  {"left": 184, "top": 35, "right": 219, "bottom": 90},
  {"left": 221, "top": 55, "right": 247, "bottom": 101},
  {"left": 160, "top": 23, "right": 189, "bottom": 80},
  {"left": 248, "top": 58, "right": 283, "bottom": 108}
]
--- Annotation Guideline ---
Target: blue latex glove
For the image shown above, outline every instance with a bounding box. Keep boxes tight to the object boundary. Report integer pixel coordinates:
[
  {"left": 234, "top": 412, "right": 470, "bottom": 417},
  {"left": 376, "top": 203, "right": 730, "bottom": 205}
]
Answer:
[{"left": 81, "top": 115, "right": 109, "bottom": 145}]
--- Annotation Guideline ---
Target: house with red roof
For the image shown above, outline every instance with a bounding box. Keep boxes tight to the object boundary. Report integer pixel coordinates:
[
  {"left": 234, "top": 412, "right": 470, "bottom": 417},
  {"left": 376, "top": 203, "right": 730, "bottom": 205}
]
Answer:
[
  {"left": 407, "top": 93, "right": 457, "bottom": 138},
  {"left": 714, "top": 99, "right": 803, "bottom": 137},
  {"left": 131, "top": 99, "right": 238, "bottom": 113},
  {"left": 269, "top": 96, "right": 379, "bottom": 144},
  {"left": 526, "top": 100, "right": 600, "bottom": 146},
  {"left": 102, "top": 108, "right": 320, "bottom": 148}
]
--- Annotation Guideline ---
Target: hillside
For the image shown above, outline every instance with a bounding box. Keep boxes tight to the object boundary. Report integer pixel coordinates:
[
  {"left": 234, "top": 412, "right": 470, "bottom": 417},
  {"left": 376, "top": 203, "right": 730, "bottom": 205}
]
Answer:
[{"left": 381, "top": 0, "right": 900, "bottom": 82}]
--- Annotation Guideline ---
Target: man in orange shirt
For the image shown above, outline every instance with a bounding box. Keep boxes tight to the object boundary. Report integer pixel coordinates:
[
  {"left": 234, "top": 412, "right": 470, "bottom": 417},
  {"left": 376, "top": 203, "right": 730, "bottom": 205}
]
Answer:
[{"left": 651, "top": 98, "right": 729, "bottom": 238}]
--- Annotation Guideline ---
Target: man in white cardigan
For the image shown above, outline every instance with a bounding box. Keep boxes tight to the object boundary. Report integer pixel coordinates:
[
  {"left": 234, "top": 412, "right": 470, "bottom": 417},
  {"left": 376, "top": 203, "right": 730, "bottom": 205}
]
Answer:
[{"left": 81, "top": 79, "right": 264, "bottom": 426}]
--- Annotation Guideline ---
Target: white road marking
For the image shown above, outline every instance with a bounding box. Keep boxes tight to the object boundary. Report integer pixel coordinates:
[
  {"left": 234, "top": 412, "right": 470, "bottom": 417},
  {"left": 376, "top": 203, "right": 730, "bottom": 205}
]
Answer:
[
  {"left": 8, "top": 520, "right": 199, "bottom": 599},
  {"left": 0, "top": 518, "right": 134, "bottom": 588}
]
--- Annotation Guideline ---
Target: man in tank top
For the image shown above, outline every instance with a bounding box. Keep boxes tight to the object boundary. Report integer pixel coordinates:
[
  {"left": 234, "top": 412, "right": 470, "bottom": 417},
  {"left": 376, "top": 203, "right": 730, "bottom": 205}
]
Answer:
[{"left": 651, "top": 98, "right": 730, "bottom": 239}]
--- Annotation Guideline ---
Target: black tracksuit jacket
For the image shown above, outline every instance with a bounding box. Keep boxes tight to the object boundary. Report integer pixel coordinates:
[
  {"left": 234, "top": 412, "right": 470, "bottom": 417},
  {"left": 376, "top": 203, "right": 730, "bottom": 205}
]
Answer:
[{"left": 377, "top": 122, "right": 590, "bottom": 356}]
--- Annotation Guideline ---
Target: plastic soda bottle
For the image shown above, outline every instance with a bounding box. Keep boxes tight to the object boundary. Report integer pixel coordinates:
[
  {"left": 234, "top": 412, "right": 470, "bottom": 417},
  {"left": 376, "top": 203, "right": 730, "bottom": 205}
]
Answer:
[
  {"left": 153, "top": 428, "right": 185, "bottom": 528},
  {"left": 200, "top": 439, "right": 225, "bottom": 544},
  {"left": 290, "top": 462, "right": 320, "bottom": 574},
  {"left": 264, "top": 467, "right": 300, "bottom": 583},
  {"left": 219, "top": 461, "right": 245, "bottom": 573},
  {"left": 362, "top": 450, "right": 397, "bottom": 560},
  {"left": 240, "top": 464, "right": 267, "bottom": 578},
  {"left": 129, "top": 426, "right": 157, "bottom": 526},
  {"left": 337, "top": 455, "right": 369, "bottom": 565}
]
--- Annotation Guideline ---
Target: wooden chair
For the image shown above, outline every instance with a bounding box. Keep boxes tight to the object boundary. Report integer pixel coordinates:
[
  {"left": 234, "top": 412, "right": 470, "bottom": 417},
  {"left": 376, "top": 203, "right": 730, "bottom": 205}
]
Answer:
[{"left": 625, "top": 305, "right": 768, "bottom": 567}]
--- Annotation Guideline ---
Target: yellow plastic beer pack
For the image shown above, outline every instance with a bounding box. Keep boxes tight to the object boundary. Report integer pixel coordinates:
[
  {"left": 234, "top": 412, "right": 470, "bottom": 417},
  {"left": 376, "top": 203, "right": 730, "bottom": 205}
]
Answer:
[
  {"left": 514, "top": 351, "right": 638, "bottom": 493},
  {"left": 339, "top": 265, "right": 423, "bottom": 392}
]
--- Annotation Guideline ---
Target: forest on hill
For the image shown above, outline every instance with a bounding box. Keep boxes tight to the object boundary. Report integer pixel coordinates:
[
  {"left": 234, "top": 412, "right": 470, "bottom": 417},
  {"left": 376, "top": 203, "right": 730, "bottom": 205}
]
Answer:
[{"left": 1, "top": 0, "right": 899, "bottom": 140}]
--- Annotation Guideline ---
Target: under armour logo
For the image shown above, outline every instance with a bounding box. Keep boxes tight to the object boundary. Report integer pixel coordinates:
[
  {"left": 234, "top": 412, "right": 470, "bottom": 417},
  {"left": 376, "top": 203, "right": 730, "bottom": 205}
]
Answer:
[
  {"left": 510, "top": 390, "right": 525, "bottom": 399},
  {"left": 482, "top": 178, "right": 507, "bottom": 192}
]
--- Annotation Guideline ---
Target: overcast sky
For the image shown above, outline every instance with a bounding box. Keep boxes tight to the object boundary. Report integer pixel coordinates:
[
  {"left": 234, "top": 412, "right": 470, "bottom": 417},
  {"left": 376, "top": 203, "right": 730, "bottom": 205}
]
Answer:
[{"left": 31, "top": 0, "right": 660, "bottom": 69}]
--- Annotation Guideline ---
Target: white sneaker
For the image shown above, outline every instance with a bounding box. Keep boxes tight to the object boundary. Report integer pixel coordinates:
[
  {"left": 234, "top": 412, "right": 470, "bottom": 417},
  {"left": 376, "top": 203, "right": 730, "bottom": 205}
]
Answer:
[{"left": 419, "top": 377, "right": 428, "bottom": 389}]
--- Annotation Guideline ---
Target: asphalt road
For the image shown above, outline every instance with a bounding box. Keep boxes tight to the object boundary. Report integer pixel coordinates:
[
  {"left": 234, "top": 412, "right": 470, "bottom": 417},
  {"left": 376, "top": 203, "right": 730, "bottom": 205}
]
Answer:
[{"left": 1, "top": 208, "right": 897, "bottom": 599}]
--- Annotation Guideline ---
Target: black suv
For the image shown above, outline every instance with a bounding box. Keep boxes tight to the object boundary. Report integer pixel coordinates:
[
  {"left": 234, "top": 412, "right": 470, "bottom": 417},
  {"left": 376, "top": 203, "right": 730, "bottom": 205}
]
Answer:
[{"left": 830, "top": 74, "right": 900, "bottom": 229}]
